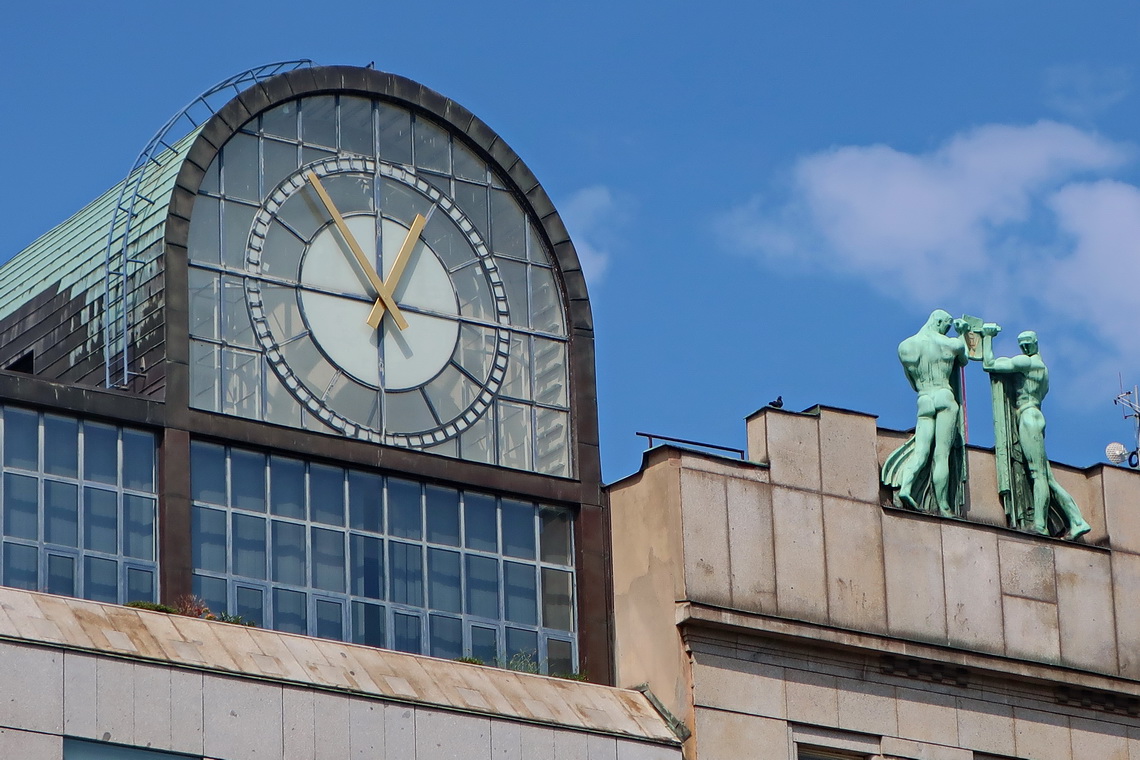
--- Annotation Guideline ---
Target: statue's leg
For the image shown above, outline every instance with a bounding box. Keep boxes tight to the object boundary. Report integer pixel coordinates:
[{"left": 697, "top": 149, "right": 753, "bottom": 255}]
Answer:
[
  {"left": 1018, "top": 410, "right": 1050, "bottom": 534},
  {"left": 1046, "top": 463, "right": 1091, "bottom": 539},
  {"left": 931, "top": 401, "right": 958, "bottom": 516},
  {"left": 900, "top": 398, "right": 936, "bottom": 510}
]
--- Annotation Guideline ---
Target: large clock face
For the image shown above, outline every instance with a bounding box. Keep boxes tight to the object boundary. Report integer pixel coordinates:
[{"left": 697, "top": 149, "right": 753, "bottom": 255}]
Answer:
[{"left": 185, "top": 94, "right": 572, "bottom": 476}]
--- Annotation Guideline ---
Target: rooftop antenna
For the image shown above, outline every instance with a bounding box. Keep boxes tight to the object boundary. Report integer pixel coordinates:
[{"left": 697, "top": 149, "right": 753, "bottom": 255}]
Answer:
[{"left": 1106, "top": 379, "right": 1140, "bottom": 468}]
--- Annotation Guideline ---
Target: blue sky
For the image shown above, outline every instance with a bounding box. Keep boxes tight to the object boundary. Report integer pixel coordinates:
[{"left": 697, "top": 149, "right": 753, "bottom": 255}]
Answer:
[{"left": 3, "top": 2, "right": 1140, "bottom": 482}]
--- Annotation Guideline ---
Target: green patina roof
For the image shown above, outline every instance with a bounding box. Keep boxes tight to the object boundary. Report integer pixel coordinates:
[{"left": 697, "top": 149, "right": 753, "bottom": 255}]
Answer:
[{"left": 0, "top": 129, "right": 200, "bottom": 322}]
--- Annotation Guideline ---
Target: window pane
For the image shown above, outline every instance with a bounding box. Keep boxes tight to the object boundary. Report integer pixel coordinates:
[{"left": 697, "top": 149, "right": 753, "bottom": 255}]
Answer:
[
  {"left": 504, "top": 562, "right": 537, "bottom": 625},
  {"left": 4, "top": 473, "right": 38, "bottom": 540},
  {"left": 540, "top": 507, "right": 572, "bottom": 565},
  {"left": 3, "top": 408, "right": 38, "bottom": 470},
  {"left": 124, "top": 495, "right": 155, "bottom": 560},
  {"left": 235, "top": 586, "right": 264, "bottom": 626},
  {"left": 191, "top": 506, "right": 227, "bottom": 573},
  {"left": 191, "top": 442, "right": 226, "bottom": 505},
  {"left": 45, "top": 481, "right": 78, "bottom": 547},
  {"left": 541, "top": 568, "right": 574, "bottom": 632},
  {"left": 393, "top": 612, "right": 421, "bottom": 654},
  {"left": 127, "top": 567, "right": 154, "bottom": 603},
  {"left": 232, "top": 514, "right": 267, "bottom": 579},
  {"left": 378, "top": 103, "right": 412, "bottom": 164},
  {"left": 310, "top": 464, "right": 345, "bottom": 526},
  {"left": 274, "top": 588, "right": 307, "bottom": 634},
  {"left": 470, "top": 626, "right": 497, "bottom": 664},
  {"left": 84, "top": 556, "right": 118, "bottom": 603},
  {"left": 312, "top": 527, "right": 346, "bottom": 593},
  {"left": 428, "top": 548, "right": 461, "bottom": 613},
  {"left": 270, "top": 456, "right": 305, "bottom": 518},
  {"left": 351, "top": 601, "right": 386, "bottom": 648},
  {"left": 4, "top": 543, "right": 37, "bottom": 590},
  {"left": 340, "top": 96, "right": 374, "bottom": 156},
  {"left": 464, "top": 493, "right": 497, "bottom": 552},
  {"left": 506, "top": 628, "right": 538, "bottom": 664},
  {"left": 350, "top": 534, "right": 384, "bottom": 600},
  {"left": 315, "top": 598, "right": 343, "bottom": 640},
  {"left": 271, "top": 520, "right": 306, "bottom": 585},
  {"left": 501, "top": 500, "right": 535, "bottom": 559},
  {"left": 349, "top": 471, "right": 382, "bottom": 532},
  {"left": 547, "top": 639, "right": 574, "bottom": 676},
  {"left": 230, "top": 450, "right": 266, "bottom": 512},
  {"left": 193, "top": 574, "right": 227, "bottom": 614},
  {"left": 389, "top": 541, "right": 422, "bottom": 606},
  {"left": 387, "top": 479, "right": 421, "bottom": 539},
  {"left": 83, "top": 488, "right": 118, "bottom": 554},
  {"left": 48, "top": 554, "right": 76, "bottom": 596},
  {"left": 466, "top": 555, "right": 499, "bottom": 619},
  {"left": 430, "top": 614, "right": 462, "bottom": 659},
  {"left": 84, "top": 424, "right": 118, "bottom": 486},
  {"left": 43, "top": 415, "right": 78, "bottom": 477},
  {"left": 425, "top": 486, "right": 459, "bottom": 546},
  {"left": 302, "top": 95, "right": 338, "bottom": 148},
  {"left": 121, "top": 430, "right": 155, "bottom": 491}
]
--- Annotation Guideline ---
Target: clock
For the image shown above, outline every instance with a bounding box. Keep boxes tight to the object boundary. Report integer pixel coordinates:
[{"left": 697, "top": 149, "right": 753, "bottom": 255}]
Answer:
[
  {"left": 185, "top": 93, "right": 572, "bottom": 476},
  {"left": 245, "top": 155, "right": 510, "bottom": 448}
]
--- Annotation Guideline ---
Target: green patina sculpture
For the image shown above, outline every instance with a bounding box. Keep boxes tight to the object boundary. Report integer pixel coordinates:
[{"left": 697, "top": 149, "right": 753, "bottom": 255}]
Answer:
[
  {"left": 981, "top": 323, "right": 1091, "bottom": 539},
  {"left": 881, "top": 309, "right": 969, "bottom": 516}
]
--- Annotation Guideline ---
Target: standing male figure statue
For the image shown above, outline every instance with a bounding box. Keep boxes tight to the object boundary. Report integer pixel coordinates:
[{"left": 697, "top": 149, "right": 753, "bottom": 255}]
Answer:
[
  {"left": 981, "top": 324, "right": 1091, "bottom": 539},
  {"left": 882, "top": 309, "right": 970, "bottom": 516}
]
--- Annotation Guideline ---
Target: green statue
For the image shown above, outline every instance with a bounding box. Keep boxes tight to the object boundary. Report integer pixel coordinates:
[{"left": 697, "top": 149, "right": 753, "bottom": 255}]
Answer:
[
  {"left": 882, "top": 309, "right": 969, "bottom": 516},
  {"left": 981, "top": 323, "right": 1091, "bottom": 539}
]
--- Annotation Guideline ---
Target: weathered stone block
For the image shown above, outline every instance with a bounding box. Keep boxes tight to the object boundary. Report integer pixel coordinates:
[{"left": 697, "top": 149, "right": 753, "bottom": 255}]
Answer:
[
  {"left": 1002, "top": 595, "right": 1060, "bottom": 662},
  {"left": 1054, "top": 545, "right": 1116, "bottom": 672},
  {"left": 818, "top": 409, "right": 880, "bottom": 502},
  {"left": 941, "top": 522, "right": 1004, "bottom": 654},
  {"left": 766, "top": 412, "right": 821, "bottom": 491},
  {"left": 772, "top": 487, "right": 828, "bottom": 621},
  {"left": 680, "top": 467, "right": 731, "bottom": 606},
  {"left": 726, "top": 477, "right": 777, "bottom": 613},
  {"left": 823, "top": 496, "right": 887, "bottom": 633},
  {"left": 998, "top": 538, "right": 1057, "bottom": 602},
  {"left": 882, "top": 513, "right": 947, "bottom": 643}
]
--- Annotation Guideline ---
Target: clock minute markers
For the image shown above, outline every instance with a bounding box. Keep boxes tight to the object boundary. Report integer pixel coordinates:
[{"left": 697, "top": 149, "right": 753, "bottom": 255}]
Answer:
[{"left": 303, "top": 170, "right": 410, "bottom": 331}]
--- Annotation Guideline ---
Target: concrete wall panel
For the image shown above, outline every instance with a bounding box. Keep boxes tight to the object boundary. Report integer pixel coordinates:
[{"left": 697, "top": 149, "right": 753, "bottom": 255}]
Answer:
[
  {"left": 1070, "top": 716, "right": 1128, "bottom": 760},
  {"left": 895, "top": 687, "right": 958, "bottom": 747},
  {"left": 1055, "top": 546, "right": 1116, "bottom": 672},
  {"left": 819, "top": 409, "right": 880, "bottom": 502},
  {"left": 836, "top": 676, "right": 897, "bottom": 737},
  {"left": 998, "top": 539, "right": 1057, "bottom": 602},
  {"left": 941, "top": 522, "right": 1004, "bottom": 654},
  {"left": 691, "top": 652, "right": 785, "bottom": 719},
  {"left": 823, "top": 496, "right": 887, "bottom": 633},
  {"left": 0, "top": 727, "right": 58, "bottom": 760},
  {"left": 1014, "top": 707, "right": 1072, "bottom": 760},
  {"left": 1002, "top": 595, "right": 1060, "bottom": 662},
  {"left": 202, "top": 674, "right": 284, "bottom": 760},
  {"left": 1112, "top": 550, "right": 1140, "bottom": 678},
  {"left": 772, "top": 487, "right": 828, "bottom": 620},
  {"left": 693, "top": 707, "right": 787, "bottom": 760},
  {"left": 784, "top": 669, "right": 838, "bottom": 728},
  {"left": 416, "top": 708, "right": 491, "bottom": 759},
  {"left": 766, "top": 412, "right": 821, "bottom": 491},
  {"left": 882, "top": 514, "right": 947, "bottom": 643},
  {"left": 0, "top": 641, "right": 62, "bottom": 735},
  {"left": 62, "top": 651, "right": 96, "bottom": 738},
  {"left": 955, "top": 697, "right": 1015, "bottom": 757},
  {"left": 679, "top": 468, "right": 732, "bottom": 606},
  {"left": 726, "top": 477, "right": 777, "bottom": 613}
]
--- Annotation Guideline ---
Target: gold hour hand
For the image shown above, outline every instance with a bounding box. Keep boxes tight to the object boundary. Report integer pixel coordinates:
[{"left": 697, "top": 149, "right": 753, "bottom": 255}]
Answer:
[
  {"left": 366, "top": 213, "right": 427, "bottom": 329},
  {"left": 304, "top": 171, "right": 409, "bottom": 331}
]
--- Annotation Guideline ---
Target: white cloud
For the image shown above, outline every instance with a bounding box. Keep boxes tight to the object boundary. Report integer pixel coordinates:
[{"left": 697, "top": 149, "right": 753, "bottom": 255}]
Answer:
[
  {"left": 558, "top": 185, "right": 626, "bottom": 285},
  {"left": 720, "top": 121, "right": 1140, "bottom": 404},
  {"left": 1045, "top": 64, "right": 1131, "bottom": 121}
]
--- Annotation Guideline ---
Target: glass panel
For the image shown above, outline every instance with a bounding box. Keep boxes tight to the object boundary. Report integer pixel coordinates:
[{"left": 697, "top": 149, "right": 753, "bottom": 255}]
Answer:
[
  {"left": 4, "top": 473, "right": 38, "bottom": 540},
  {"left": 453, "top": 181, "right": 488, "bottom": 240},
  {"left": 502, "top": 333, "right": 531, "bottom": 400},
  {"left": 505, "top": 628, "right": 538, "bottom": 664},
  {"left": 260, "top": 224, "right": 305, "bottom": 281},
  {"left": 83, "top": 488, "right": 117, "bottom": 553},
  {"left": 274, "top": 588, "right": 307, "bottom": 634},
  {"left": 384, "top": 390, "right": 436, "bottom": 435},
  {"left": 496, "top": 258, "right": 529, "bottom": 328},
  {"left": 187, "top": 194, "right": 221, "bottom": 264},
  {"left": 323, "top": 172, "right": 375, "bottom": 215},
  {"left": 452, "top": 139, "right": 486, "bottom": 182},
  {"left": 3, "top": 542, "right": 37, "bottom": 590},
  {"left": 378, "top": 103, "right": 412, "bottom": 165},
  {"left": 430, "top": 614, "right": 462, "bottom": 659},
  {"left": 302, "top": 95, "right": 338, "bottom": 149},
  {"left": 542, "top": 568, "right": 574, "bottom": 631},
  {"left": 529, "top": 267, "right": 565, "bottom": 336},
  {"left": 270, "top": 456, "right": 306, "bottom": 518},
  {"left": 261, "top": 101, "right": 298, "bottom": 140},
  {"left": 422, "top": 366, "right": 478, "bottom": 430},
  {"left": 464, "top": 493, "right": 497, "bottom": 552},
  {"left": 191, "top": 506, "right": 227, "bottom": 573},
  {"left": 222, "top": 132, "right": 260, "bottom": 203},
  {"left": 84, "top": 423, "right": 118, "bottom": 486},
  {"left": 532, "top": 338, "right": 568, "bottom": 406},
  {"left": 190, "top": 340, "right": 220, "bottom": 412},
  {"left": 387, "top": 478, "right": 421, "bottom": 539},
  {"left": 301, "top": 146, "right": 336, "bottom": 167},
  {"left": 389, "top": 540, "right": 422, "bottom": 606},
  {"left": 126, "top": 567, "right": 154, "bottom": 603},
  {"left": 263, "top": 138, "right": 299, "bottom": 195},
  {"left": 84, "top": 556, "right": 118, "bottom": 603},
  {"left": 312, "top": 527, "right": 346, "bottom": 593},
  {"left": 425, "top": 486, "right": 459, "bottom": 546},
  {"left": 459, "top": 412, "right": 494, "bottom": 465},
  {"left": 504, "top": 561, "right": 537, "bottom": 625},
  {"left": 271, "top": 520, "right": 306, "bottom": 585},
  {"left": 535, "top": 408, "right": 569, "bottom": 478},
  {"left": 223, "top": 201, "right": 258, "bottom": 269},
  {"left": 222, "top": 349, "right": 261, "bottom": 419},
  {"left": 278, "top": 184, "right": 328, "bottom": 239},
  {"left": 220, "top": 276, "right": 254, "bottom": 347},
  {"left": 3, "top": 407, "right": 38, "bottom": 470},
  {"left": 121, "top": 430, "right": 155, "bottom": 492},
  {"left": 310, "top": 464, "right": 345, "bottom": 526},
  {"left": 193, "top": 574, "right": 227, "bottom": 614},
  {"left": 349, "top": 471, "right": 382, "bottom": 532},
  {"left": 316, "top": 598, "right": 344, "bottom": 640},
  {"left": 47, "top": 554, "right": 76, "bottom": 597},
  {"left": 264, "top": 365, "right": 303, "bottom": 428},
  {"left": 188, "top": 267, "right": 219, "bottom": 341},
  {"left": 470, "top": 626, "right": 497, "bottom": 664},
  {"left": 466, "top": 555, "right": 499, "bottom": 619},
  {"left": 527, "top": 221, "right": 552, "bottom": 265},
  {"left": 451, "top": 262, "right": 494, "bottom": 320},
  {"left": 191, "top": 442, "right": 226, "bottom": 505},
  {"left": 280, "top": 337, "right": 336, "bottom": 401},
  {"left": 380, "top": 176, "right": 433, "bottom": 226},
  {"left": 498, "top": 401, "right": 532, "bottom": 471},
  {"left": 235, "top": 585, "right": 264, "bottom": 626},
  {"left": 414, "top": 118, "right": 450, "bottom": 173},
  {"left": 43, "top": 415, "right": 78, "bottom": 478},
  {"left": 230, "top": 449, "right": 266, "bottom": 512},
  {"left": 539, "top": 507, "right": 572, "bottom": 565},
  {"left": 340, "top": 96, "right": 374, "bottom": 156},
  {"left": 351, "top": 601, "right": 386, "bottom": 647},
  {"left": 393, "top": 611, "right": 421, "bottom": 654},
  {"left": 547, "top": 639, "right": 574, "bottom": 675},
  {"left": 350, "top": 533, "right": 384, "bottom": 600},
  {"left": 124, "top": 495, "right": 155, "bottom": 560},
  {"left": 232, "top": 514, "right": 267, "bottom": 579},
  {"left": 491, "top": 189, "right": 526, "bottom": 259},
  {"left": 428, "top": 548, "right": 461, "bottom": 613},
  {"left": 501, "top": 500, "right": 535, "bottom": 559},
  {"left": 45, "top": 480, "right": 78, "bottom": 547}
]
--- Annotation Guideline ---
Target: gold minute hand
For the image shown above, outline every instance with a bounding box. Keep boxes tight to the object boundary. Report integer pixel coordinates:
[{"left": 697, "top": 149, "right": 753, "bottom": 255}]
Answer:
[
  {"left": 304, "top": 171, "right": 409, "bottom": 331},
  {"left": 366, "top": 213, "right": 427, "bottom": 329}
]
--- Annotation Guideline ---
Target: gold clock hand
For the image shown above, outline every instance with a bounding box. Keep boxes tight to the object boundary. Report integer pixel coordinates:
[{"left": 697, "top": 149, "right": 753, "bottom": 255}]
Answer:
[
  {"left": 304, "top": 171, "right": 409, "bottom": 331},
  {"left": 366, "top": 213, "right": 427, "bottom": 329}
]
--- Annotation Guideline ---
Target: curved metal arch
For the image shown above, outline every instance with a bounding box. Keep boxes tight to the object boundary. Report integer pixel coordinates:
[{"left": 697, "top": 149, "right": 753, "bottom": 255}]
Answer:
[{"left": 102, "top": 59, "right": 315, "bottom": 388}]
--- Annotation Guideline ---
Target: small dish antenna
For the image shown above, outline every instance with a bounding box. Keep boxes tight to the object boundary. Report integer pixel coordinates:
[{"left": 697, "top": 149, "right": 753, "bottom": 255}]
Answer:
[{"left": 1106, "top": 441, "right": 1128, "bottom": 464}]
